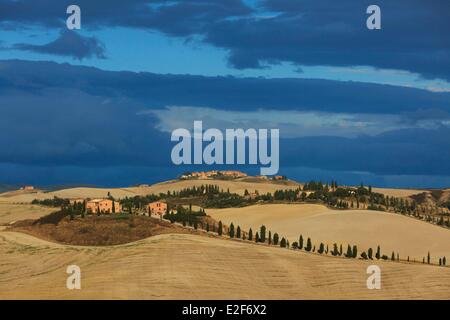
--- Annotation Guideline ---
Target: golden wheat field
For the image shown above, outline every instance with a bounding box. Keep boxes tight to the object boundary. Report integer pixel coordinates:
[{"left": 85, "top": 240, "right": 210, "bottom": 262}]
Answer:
[
  {"left": 0, "top": 203, "right": 55, "bottom": 225},
  {"left": 1, "top": 183, "right": 448, "bottom": 300},
  {"left": 0, "top": 179, "right": 301, "bottom": 203},
  {"left": 0, "top": 231, "right": 449, "bottom": 300},
  {"left": 0, "top": 179, "right": 427, "bottom": 205},
  {"left": 208, "top": 204, "right": 450, "bottom": 263}
]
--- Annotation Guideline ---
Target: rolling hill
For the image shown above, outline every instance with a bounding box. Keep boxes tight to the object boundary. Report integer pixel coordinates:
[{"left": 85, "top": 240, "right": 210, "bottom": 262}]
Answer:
[
  {"left": 0, "top": 231, "right": 449, "bottom": 300},
  {"left": 208, "top": 204, "right": 450, "bottom": 263}
]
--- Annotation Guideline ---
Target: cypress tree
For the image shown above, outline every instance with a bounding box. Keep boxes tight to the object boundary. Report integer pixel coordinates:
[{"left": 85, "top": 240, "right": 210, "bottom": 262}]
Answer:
[
  {"left": 255, "top": 232, "right": 260, "bottom": 243},
  {"left": 305, "top": 238, "right": 312, "bottom": 252},
  {"left": 260, "top": 225, "right": 266, "bottom": 243},
  {"left": 332, "top": 243, "right": 339, "bottom": 256},
  {"left": 376, "top": 245, "right": 381, "bottom": 260},
  {"left": 280, "top": 238, "right": 286, "bottom": 248},
  {"left": 299, "top": 235, "right": 304, "bottom": 250},
  {"left": 273, "top": 232, "right": 279, "bottom": 245},
  {"left": 229, "top": 223, "right": 235, "bottom": 238},
  {"left": 368, "top": 248, "right": 373, "bottom": 260},
  {"left": 339, "top": 244, "right": 343, "bottom": 256},
  {"left": 218, "top": 221, "right": 223, "bottom": 236},
  {"left": 427, "top": 252, "right": 431, "bottom": 264},
  {"left": 391, "top": 251, "right": 395, "bottom": 261},
  {"left": 443, "top": 257, "right": 446, "bottom": 266},
  {"left": 318, "top": 243, "right": 325, "bottom": 254},
  {"left": 236, "top": 226, "right": 241, "bottom": 239},
  {"left": 248, "top": 228, "right": 253, "bottom": 241},
  {"left": 345, "top": 245, "right": 353, "bottom": 258},
  {"left": 352, "top": 245, "right": 358, "bottom": 258},
  {"left": 268, "top": 231, "right": 272, "bottom": 245}
]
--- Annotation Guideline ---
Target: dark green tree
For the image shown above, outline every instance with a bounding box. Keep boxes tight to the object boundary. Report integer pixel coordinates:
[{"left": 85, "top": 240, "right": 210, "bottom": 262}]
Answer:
[
  {"left": 368, "top": 248, "right": 373, "bottom": 260},
  {"left": 345, "top": 245, "right": 353, "bottom": 258},
  {"left": 236, "top": 226, "right": 241, "bottom": 239},
  {"left": 229, "top": 223, "right": 235, "bottom": 238},
  {"left": 352, "top": 245, "right": 358, "bottom": 258},
  {"left": 305, "top": 238, "right": 312, "bottom": 252},
  {"left": 299, "top": 235, "right": 304, "bottom": 250},
  {"left": 332, "top": 243, "right": 339, "bottom": 256},
  {"left": 318, "top": 243, "right": 325, "bottom": 254},
  {"left": 218, "top": 221, "right": 223, "bottom": 236},
  {"left": 273, "top": 232, "right": 279, "bottom": 245},
  {"left": 260, "top": 225, "right": 266, "bottom": 243},
  {"left": 248, "top": 228, "right": 253, "bottom": 241}
]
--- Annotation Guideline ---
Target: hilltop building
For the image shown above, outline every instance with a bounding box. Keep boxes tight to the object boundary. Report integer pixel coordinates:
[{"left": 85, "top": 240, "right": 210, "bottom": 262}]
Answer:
[
  {"left": 86, "top": 199, "right": 121, "bottom": 214},
  {"left": 181, "top": 170, "right": 247, "bottom": 180},
  {"left": 148, "top": 201, "right": 168, "bottom": 218}
]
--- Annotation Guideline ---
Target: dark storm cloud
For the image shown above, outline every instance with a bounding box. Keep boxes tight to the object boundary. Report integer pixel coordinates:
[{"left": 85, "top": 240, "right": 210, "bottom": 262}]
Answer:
[
  {"left": 207, "top": 0, "right": 450, "bottom": 80},
  {"left": 0, "top": 0, "right": 252, "bottom": 35},
  {"left": 0, "top": 85, "right": 172, "bottom": 167},
  {"left": 1, "top": 0, "right": 449, "bottom": 80},
  {"left": 0, "top": 59, "right": 449, "bottom": 178},
  {"left": 1, "top": 60, "right": 449, "bottom": 115},
  {"left": 13, "top": 30, "right": 106, "bottom": 60},
  {"left": 281, "top": 127, "right": 450, "bottom": 176}
]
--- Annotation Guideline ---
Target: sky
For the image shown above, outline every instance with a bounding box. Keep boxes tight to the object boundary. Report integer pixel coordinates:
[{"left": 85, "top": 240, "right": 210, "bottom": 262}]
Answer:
[{"left": 0, "top": 0, "right": 449, "bottom": 188}]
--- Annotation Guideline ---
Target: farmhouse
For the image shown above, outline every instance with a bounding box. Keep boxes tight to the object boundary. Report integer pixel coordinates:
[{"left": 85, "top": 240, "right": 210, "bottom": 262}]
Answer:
[
  {"left": 148, "top": 201, "right": 168, "bottom": 218},
  {"left": 86, "top": 199, "right": 121, "bottom": 214},
  {"left": 182, "top": 170, "right": 247, "bottom": 180},
  {"left": 21, "top": 185, "right": 34, "bottom": 191}
]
